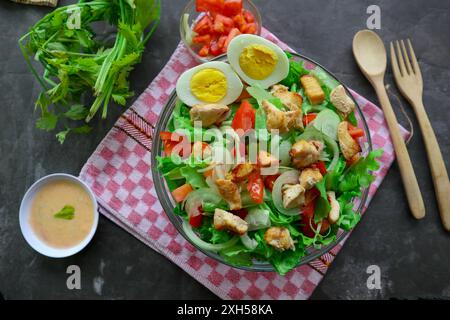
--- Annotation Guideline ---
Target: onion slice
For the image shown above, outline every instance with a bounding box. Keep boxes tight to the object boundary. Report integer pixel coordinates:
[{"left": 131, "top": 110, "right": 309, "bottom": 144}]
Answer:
[
  {"left": 272, "top": 170, "right": 301, "bottom": 216},
  {"left": 184, "top": 188, "right": 223, "bottom": 217},
  {"left": 182, "top": 221, "right": 239, "bottom": 252}
]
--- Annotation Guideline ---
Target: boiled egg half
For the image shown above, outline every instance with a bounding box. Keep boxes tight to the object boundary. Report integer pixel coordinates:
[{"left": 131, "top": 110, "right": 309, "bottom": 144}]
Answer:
[
  {"left": 176, "top": 61, "right": 243, "bottom": 107},
  {"left": 227, "top": 34, "right": 289, "bottom": 89}
]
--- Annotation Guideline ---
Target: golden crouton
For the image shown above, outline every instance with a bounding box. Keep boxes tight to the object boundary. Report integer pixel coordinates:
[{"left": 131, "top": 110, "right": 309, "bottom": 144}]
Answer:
[
  {"left": 264, "top": 227, "right": 295, "bottom": 251},
  {"left": 337, "top": 122, "right": 361, "bottom": 160},
  {"left": 214, "top": 209, "right": 248, "bottom": 235},
  {"left": 299, "top": 168, "right": 323, "bottom": 190},
  {"left": 258, "top": 151, "right": 279, "bottom": 168},
  {"left": 290, "top": 140, "right": 324, "bottom": 168},
  {"left": 215, "top": 179, "right": 242, "bottom": 210},
  {"left": 300, "top": 75, "right": 325, "bottom": 105}
]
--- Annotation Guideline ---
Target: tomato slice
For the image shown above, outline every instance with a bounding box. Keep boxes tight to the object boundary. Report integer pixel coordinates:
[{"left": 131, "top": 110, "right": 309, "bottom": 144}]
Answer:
[
  {"left": 224, "top": 27, "right": 241, "bottom": 50},
  {"left": 348, "top": 123, "right": 365, "bottom": 139},
  {"left": 233, "top": 13, "right": 246, "bottom": 31},
  {"left": 263, "top": 174, "right": 280, "bottom": 192},
  {"left": 198, "top": 44, "right": 210, "bottom": 57},
  {"left": 193, "top": 15, "right": 213, "bottom": 35},
  {"left": 311, "top": 161, "right": 327, "bottom": 175},
  {"left": 241, "top": 22, "right": 257, "bottom": 34},
  {"left": 243, "top": 9, "right": 255, "bottom": 22},
  {"left": 172, "top": 184, "right": 193, "bottom": 203},
  {"left": 223, "top": 0, "right": 243, "bottom": 16},
  {"left": 209, "top": 38, "right": 222, "bottom": 56},
  {"left": 189, "top": 212, "right": 203, "bottom": 228},
  {"left": 247, "top": 170, "right": 264, "bottom": 204},
  {"left": 301, "top": 198, "right": 330, "bottom": 237},
  {"left": 231, "top": 99, "right": 255, "bottom": 133},
  {"left": 196, "top": 0, "right": 224, "bottom": 13},
  {"left": 217, "top": 35, "right": 227, "bottom": 52},
  {"left": 303, "top": 113, "right": 317, "bottom": 126},
  {"left": 213, "top": 14, "right": 234, "bottom": 34},
  {"left": 231, "top": 208, "right": 248, "bottom": 220},
  {"left": 192, "top": 34, "right": 211, "bottom": 44}
]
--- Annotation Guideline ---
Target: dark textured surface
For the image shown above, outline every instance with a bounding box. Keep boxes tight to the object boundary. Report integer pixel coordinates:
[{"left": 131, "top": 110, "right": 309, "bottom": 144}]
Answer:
[{"left": 0, "top": 0, "right": 449, "bottom": 300}]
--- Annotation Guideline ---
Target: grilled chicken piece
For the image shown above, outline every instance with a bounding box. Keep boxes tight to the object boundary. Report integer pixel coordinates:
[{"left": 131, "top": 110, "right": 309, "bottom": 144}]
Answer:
[
  {"left": 189, "top": 104, "right": 230, "bottom": 127},
  {"left": 300, "top": 75, "right": 325, "bottom": 105},
  {"left": 290, "top": 140, "right": 324, "bottom": 168},
  {"left": 299, "top": 168, "right": 323, "bottom": 190},
  {"left": 337, "top": 121, "right": 361, "bottom": 160},
  {"left": 270, "top": 84, "right": 303, "bottom": 111},
  {"left": 215, "top": 179, "right": 242, "bottom": 210},
  {"left": 282, "top": 183, "right": 305, "bottom": 209},
  {"left": 230, "top": 163, "right": 255, "bottom": 182},
  {"left": 330, "top": 85, "right": 355, "bottom": 118},
  {"left": 264, "top": 227, "right": 295, "bottom": 251},
  {"left": 262, "top": 100, "right": 302, "bottom": 133},
  {"left": 214, "top": 209, "right": 248, "bottom": 235},
  {"left": 327, "top": 191, "right": 340, "bottom": 224},
  {"left": 258, "top": 151, "right": 279, "bottom": 168}
]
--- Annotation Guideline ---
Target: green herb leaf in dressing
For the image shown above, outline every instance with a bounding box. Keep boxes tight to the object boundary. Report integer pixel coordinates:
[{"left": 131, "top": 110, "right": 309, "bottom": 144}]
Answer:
[{"left": 54, "top": 205, "right": 75, "bottom": 220}]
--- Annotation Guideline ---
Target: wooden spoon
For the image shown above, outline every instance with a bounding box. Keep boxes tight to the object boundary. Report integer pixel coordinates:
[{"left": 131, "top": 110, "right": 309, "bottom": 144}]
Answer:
[{"left": 352, "top": 29, "right": 425, "bottom": 219}]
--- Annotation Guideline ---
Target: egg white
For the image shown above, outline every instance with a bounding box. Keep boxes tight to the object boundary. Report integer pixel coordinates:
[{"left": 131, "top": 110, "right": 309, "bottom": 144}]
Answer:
[
  {"left": 227, "top": 34, "right": 289, "bottom": 89},
  {"left": 176, "top": 61, "right": 244, "bottom": 107}
]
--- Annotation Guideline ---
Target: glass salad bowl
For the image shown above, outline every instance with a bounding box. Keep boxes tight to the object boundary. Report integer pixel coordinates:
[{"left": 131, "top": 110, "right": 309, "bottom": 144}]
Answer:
[
  {"left": 180, "top": 0, "right": 262, "bottom": 63},
  {"left": 151, "top": 53, "right": 372, "bottom": 273}
]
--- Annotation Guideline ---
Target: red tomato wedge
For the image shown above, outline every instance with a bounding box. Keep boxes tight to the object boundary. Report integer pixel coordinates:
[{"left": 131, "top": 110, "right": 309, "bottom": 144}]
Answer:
[
  {"left": 231, "top": 100, "right": 255, "bottom": 132},
  {"left": 196, "top": 0, "right": 224, "bottom": 13},
  {"left": 172, "top": 184, "right": 193, "bottom": 203},
  {"left": 347, "top": 123, "right": 365, "bottom": 139},
  {"left": 224, "top": 27, "right": 241, "bottom": 50},
  {"left": 231, "top": 208, "right": 248, "bottom": 220},
  {"left": 192, "top": 34, "right": 211, "bottom": 44},
  {"left": 247, "top": 170, "right": 264, "bottom": 204},
  {"left": 209, "top": 38, "right": 221, "bottom": 56},
  {"left": 263, "top": 174, "right": 280, "bottom": 192},
  {"left": 189, "top": 213, "right": 203, "bottom": 228},
  {"left": 243, "top": 9, "right": 255, "bottom": 22},
  {"left": 301, "top": 199, "right": 330, "bottom": 237},
  {"left": 198, "top": 44, "right": 210, "bottom": 57},
  {"left": 213, "top": 14, "right": 234, "bottom": 34},
  {"left": 311, "top": 161, "right": 327, "bottom": 175},
  {"left": 303, "top": 113, "right": 317, "bottom": 126},
  {"left": 193, "top": 15, "right": 213, "bottom": 35},
  {"left": 223, "top": 0, "right": 243, "bottom": 16}
]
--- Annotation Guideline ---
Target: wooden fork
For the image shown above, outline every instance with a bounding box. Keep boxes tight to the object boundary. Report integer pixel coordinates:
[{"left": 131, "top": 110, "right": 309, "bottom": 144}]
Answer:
[{"left": 390, "top": 39, "right": 450, "bottom": 231}]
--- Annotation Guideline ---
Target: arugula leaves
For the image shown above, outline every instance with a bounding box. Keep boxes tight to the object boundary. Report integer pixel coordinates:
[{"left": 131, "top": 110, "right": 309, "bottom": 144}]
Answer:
[{"left": 19, "top": 0, "right": 161, "bottom": 143}]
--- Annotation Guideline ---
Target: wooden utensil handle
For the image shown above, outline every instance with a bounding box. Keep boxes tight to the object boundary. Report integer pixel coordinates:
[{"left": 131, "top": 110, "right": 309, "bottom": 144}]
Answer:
[
  {"left": 412, "top": 100, "right": 450, "bottom": 230},
  {"left": 374, "top": 82, "right": 425, "bottom": 219}
]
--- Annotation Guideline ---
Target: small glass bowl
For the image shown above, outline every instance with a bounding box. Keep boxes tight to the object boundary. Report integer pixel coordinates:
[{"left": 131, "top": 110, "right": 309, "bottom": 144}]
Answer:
[
  {"left": 179, "top": 0, "right": 262, "bottom": 63},
  {"left": 151, "top": 53, "right": 372, "bottom": 273}
]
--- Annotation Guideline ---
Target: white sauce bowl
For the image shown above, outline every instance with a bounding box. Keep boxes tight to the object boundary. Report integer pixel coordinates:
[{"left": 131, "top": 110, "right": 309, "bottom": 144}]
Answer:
[{"left": 19, "top": 173, "right": 99, "bottom": 258}]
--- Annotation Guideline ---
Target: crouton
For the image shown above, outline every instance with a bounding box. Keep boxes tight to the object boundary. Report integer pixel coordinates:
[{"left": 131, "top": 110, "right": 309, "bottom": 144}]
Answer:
[
  {"left": 299, "top": 168, "right": 323, "bottom": 190},
  {"left": 300, "top": 75, "right": 325, "bottom": 105},
  {"left": 290, "top": 140, "right": 324, "bottom": 168}
]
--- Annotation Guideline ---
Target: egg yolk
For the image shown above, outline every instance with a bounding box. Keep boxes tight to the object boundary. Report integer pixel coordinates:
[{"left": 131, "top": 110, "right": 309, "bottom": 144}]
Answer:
[
  {"left": 239, "top": 44, "right": 278, "bottom": 80},
  {"left": 190, "top": 68, "right": 227, "bottom": 103}
]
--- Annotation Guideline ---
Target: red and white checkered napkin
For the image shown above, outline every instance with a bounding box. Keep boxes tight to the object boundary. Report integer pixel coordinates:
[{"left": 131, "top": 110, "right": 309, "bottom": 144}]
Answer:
[{"left": 79, "top": 28, "right": 409, "bottom": 300}]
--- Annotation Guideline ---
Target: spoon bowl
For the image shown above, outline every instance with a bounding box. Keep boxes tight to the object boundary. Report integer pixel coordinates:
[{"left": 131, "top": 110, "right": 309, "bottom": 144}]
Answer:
[{"left": 353, "top": 30, "right": 387, "bottom": 79}]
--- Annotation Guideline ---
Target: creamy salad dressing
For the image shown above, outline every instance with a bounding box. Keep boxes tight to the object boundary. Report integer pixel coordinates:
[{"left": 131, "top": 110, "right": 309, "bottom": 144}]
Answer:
[{"left": 29, "top": 179, "right": 94, "bottom": 248}]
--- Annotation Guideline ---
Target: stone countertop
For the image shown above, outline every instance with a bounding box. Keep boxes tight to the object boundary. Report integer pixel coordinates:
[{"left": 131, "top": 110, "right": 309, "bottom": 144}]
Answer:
[{"left": 0, "top": 0, "right": 449, "bottom": 299}]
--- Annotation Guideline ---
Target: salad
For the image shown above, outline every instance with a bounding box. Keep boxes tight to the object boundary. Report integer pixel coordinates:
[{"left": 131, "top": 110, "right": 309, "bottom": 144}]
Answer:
[
  {"left": 157, "top": 34, "right": 383, "bottom": 275},
  {"left": 183, "top": 0, "right": 259, "bottom": 58}
]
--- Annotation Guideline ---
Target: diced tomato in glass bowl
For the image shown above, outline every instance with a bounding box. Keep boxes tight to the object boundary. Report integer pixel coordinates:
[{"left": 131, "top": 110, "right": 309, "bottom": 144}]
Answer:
[{"left": 180, "top": 0, "right": 262, "bottom": 62}]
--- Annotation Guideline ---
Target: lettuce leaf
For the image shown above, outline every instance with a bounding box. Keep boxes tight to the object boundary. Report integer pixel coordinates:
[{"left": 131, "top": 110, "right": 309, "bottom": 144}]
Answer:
[
  {"left": 338, "top": 149, "right": 384, "bottom": 193},
  {"left": 269, "top": 245, "right": 306, "bottom": 276},
  {"left": 180, "top": 166, "right": 207, "bottom": 189},
  {"left": 314, "top": 178, "right": 331, "bottom": 223},
  {"left": 280, "top": 56, "right": 309, "bottom": 88}
]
